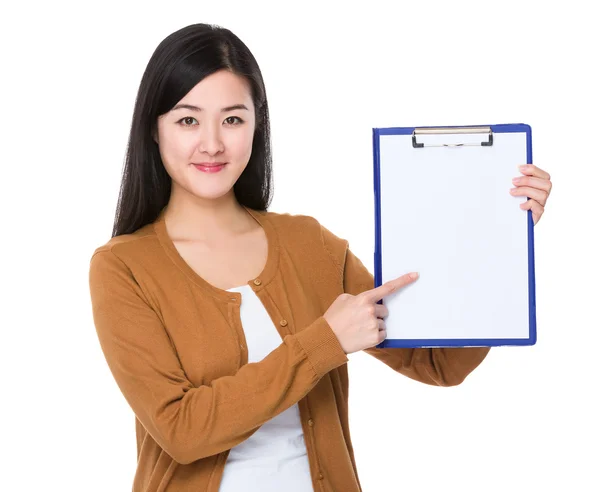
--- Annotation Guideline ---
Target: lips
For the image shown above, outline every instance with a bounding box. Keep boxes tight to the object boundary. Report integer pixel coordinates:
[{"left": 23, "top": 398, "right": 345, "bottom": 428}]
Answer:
[
  {"left": 192, "top": 162, "right": 227, "bottom": 167},
  {"left": 192, "top": 162, "right": 227, "bottom": 174}
]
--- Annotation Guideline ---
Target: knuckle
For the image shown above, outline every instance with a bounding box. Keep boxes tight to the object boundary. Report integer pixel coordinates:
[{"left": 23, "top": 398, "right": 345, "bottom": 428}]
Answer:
[
  {"left": 366, "top": 305, "right": 376, "bottom": 316},
  {"left": 358, "top": 295, "right": 371, "bottom": 306}
]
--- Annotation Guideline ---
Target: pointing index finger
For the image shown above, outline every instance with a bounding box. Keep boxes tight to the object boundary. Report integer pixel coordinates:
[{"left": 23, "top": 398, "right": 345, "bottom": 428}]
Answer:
[{"left": 361, "top": 272, "right": 419, "bottom": 303}]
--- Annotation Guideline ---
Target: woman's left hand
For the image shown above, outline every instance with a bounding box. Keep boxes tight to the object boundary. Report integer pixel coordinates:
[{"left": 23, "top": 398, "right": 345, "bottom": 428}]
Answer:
[{"left": 510, "top": 164, "right": 552, "bottom": 226}]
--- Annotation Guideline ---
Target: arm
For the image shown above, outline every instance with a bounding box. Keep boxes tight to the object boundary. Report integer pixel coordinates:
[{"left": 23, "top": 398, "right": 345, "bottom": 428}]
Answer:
[
  {"left": 88, "top": 250, "right": 348, "bottom": 464},
  {"left": 319, "top": 223, "right": 490, "bottom": 387}
]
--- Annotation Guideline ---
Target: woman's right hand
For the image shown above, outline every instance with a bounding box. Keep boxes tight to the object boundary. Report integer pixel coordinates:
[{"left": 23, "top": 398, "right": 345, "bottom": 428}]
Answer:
[{"left": 323, "top": 272, "right": 420, "bottom": 355}]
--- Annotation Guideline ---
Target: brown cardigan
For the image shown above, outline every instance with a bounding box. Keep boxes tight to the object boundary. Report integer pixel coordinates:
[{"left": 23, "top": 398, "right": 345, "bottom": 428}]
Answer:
[{"left": 88, "top": 205, "right": 490, "bottom": 491}]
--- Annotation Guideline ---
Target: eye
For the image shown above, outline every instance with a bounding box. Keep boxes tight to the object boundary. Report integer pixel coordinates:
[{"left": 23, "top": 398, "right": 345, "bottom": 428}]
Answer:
[
  {"left": 224, "top": 116, "right": 244, "bottom": 126},
  {"left": 177, "top": 116, "right": 198, "bottom": 127}
]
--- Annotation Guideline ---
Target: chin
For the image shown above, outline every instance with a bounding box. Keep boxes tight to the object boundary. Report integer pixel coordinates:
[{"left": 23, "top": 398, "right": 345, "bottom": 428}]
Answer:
[{"left": 189, "top": 185, "right": 236, "bottom": 202}]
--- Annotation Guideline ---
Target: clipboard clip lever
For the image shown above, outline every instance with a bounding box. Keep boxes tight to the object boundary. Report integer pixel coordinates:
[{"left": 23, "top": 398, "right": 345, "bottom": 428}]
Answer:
[{"left": 412, "top": 126, "right": 494, "bottom": 148}]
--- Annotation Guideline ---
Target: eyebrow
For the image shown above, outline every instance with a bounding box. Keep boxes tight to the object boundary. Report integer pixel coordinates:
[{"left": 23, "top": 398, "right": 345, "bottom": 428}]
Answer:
[{"left": 171, "top": 103, "right": 249, "bottom": 112}]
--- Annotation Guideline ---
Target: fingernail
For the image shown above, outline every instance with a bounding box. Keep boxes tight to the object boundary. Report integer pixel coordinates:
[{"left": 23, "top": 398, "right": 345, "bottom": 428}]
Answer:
[
  {"left": 520, "top": 165, "right": 528, "bottom": 170},
  {"left": 410, "top": 272, "right": 419, "bottom": 279}
]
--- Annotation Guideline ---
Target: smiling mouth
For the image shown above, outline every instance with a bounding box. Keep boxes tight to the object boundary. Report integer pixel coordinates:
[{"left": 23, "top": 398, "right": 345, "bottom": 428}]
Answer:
[
  {"left": 192, "top": 162, "right": 227, "bottom": 167},
  {"left": 192, "top": 162, "right": 227, "bottom": 173}
]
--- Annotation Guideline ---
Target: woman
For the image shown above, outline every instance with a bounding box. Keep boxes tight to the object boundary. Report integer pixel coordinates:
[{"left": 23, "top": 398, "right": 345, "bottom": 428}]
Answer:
[{"left": 88, "top": 23, "right": 552, "bottom": 492}]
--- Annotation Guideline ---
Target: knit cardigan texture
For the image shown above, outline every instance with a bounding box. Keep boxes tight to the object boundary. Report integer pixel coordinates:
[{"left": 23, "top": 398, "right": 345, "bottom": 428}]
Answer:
[{"left": 88, "top": 205, "right": 490, "bottom": 491}]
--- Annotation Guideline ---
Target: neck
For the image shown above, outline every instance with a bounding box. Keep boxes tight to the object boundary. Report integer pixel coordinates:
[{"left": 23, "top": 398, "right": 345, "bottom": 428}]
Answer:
[{"left": 162, "top": 190, "right": 253, "bottom": 242}]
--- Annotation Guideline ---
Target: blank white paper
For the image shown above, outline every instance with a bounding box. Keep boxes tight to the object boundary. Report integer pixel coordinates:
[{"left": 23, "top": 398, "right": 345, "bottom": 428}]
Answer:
[{"left": 378, "top": 131, "right": 532, "bottom": 344}]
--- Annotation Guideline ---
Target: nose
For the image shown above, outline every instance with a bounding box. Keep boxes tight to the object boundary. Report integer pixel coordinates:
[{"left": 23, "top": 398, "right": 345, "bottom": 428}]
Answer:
[{"left": 197, "top": 121, "right": 224, "bottom": 155}]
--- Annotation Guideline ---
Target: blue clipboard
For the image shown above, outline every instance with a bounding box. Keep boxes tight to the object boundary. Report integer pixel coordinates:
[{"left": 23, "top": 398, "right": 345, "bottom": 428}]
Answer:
[{"left": 373, "top": 124, "right": 536, "bottom": 348}]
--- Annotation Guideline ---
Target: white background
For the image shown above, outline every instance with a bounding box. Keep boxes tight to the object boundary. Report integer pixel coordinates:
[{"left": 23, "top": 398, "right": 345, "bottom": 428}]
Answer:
[{"left": 1, "top": 1, "right": 598, "bottom": 491}]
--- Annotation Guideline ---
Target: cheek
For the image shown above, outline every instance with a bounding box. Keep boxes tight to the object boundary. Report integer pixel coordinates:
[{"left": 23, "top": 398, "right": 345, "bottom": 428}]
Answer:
[
  {"left": 228, "top": 130, "right": 254, "bottom": 160},
  {"left": 160, "top": 131, "right": 196, "bottom": 163}
]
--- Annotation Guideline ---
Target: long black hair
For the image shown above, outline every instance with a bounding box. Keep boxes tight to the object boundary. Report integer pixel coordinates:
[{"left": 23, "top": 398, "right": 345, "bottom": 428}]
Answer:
[{"left": 111, "top": 23, "right": 273, "bottom": 238}]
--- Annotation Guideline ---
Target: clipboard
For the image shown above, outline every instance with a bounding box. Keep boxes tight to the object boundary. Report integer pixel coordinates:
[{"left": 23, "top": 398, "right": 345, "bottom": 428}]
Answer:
[{"left": 372, "top": 124, "right": 536, "bottom": 348}]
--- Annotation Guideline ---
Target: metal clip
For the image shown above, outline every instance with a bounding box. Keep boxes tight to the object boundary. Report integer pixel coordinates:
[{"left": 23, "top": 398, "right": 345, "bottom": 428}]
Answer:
[{"left": 412, "top": 126, "right": 493, "bottom": 148}]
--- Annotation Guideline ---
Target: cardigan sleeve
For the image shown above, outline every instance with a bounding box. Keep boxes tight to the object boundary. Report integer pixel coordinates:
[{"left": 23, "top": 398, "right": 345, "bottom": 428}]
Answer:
[
  {"left": 319, "top": 222, "right": 490, "bottom": 387},
  {"left": 88, "top": 249, "right": 348, "bottom": 465}
]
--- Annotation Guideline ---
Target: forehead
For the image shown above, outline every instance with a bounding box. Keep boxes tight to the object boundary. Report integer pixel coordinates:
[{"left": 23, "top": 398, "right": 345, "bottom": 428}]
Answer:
[{"left": 177, "top": 70, "right": 253, "bottom": 108}]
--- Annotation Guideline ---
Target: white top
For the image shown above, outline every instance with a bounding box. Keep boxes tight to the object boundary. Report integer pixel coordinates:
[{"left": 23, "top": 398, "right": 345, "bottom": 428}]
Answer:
[{"left": 218, "top": 284, "right": 313, "bottom": 491}]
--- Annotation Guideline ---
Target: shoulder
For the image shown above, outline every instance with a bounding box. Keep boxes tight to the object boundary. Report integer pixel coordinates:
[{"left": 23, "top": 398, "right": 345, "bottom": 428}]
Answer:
[
  {"left": 89, "top": 221, "right": 158, "bottom": 271},
  {"left": 258, "top": 208, "right": 345, "bottom": 245},
  {"left": 259, "top": 208, "right": 349, "bottom": 260},
  {"left": 259, "top": 209, "right": 323, "bottom": 236}
]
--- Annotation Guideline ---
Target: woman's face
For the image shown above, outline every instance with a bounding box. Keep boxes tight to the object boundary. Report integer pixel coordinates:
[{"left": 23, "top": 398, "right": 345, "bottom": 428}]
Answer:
[{"left": 155, "top": 70, "right": 256, "bottom": 203}]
